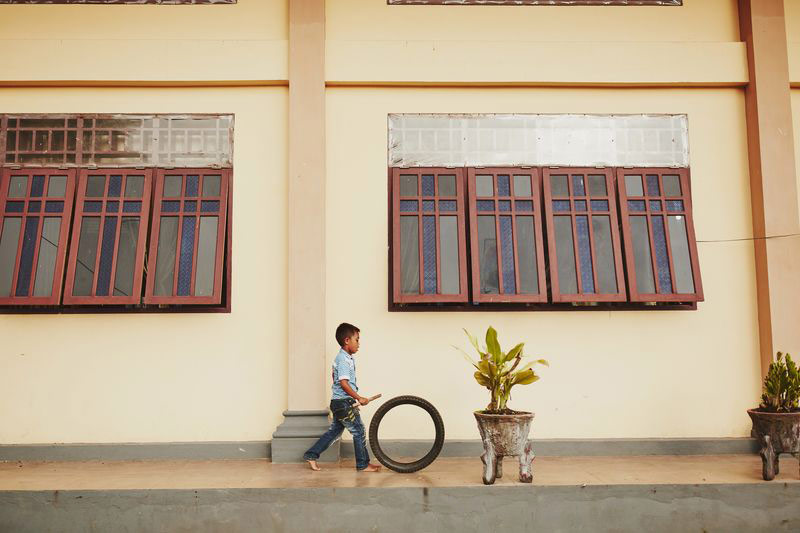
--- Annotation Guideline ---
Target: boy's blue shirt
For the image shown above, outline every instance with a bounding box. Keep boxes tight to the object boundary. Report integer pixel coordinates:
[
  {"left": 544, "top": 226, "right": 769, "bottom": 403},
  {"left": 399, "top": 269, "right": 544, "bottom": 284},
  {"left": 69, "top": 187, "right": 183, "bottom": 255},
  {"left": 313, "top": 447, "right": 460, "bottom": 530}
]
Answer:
[{"left": 331, "top": 348, "right": 358, "bottom": 400}]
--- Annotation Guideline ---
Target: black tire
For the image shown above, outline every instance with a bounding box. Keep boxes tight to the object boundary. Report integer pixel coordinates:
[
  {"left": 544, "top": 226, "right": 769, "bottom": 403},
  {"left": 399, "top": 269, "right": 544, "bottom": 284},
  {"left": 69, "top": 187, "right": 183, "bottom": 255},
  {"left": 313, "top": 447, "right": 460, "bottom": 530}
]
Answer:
[{"left": 368, "top": 395, "right": 445, "bottom": 473}]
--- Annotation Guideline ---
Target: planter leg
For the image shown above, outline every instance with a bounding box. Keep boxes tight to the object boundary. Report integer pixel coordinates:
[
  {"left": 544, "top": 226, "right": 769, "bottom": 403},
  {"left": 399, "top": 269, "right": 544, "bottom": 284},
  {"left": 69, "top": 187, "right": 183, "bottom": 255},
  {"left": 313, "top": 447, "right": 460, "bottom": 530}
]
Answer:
[
  {"left": 519, "top": 441, "right": 534, "bottom": 483},
  {"left": 759, "top": 434, "right": 777, "bottom": 481},
  {"left": 495, "top": 456, "right": 503, "bottom": 479},
  {"left": 480, "top": 443, "right": 497, "bottom": 485}
]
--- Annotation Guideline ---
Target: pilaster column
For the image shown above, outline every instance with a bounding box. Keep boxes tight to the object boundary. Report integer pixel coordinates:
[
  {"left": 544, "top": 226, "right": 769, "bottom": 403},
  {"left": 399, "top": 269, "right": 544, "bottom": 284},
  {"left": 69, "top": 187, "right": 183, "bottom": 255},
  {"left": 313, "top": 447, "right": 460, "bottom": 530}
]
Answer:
[{"left": 739, "top": 0, "right": 800, "bottom": 376}]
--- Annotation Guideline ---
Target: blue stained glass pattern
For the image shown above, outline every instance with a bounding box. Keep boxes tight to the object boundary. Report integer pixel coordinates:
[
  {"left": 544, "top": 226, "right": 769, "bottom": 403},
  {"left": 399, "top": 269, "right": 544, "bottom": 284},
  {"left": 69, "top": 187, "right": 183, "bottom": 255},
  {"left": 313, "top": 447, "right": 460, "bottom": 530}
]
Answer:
[
  {"left": 108, "top": 175, "right": 122, "bottom": 197},
  {"left": 500, "top": 216, "right": 516, "bottom": 294},
  {"left": 201, "top": 201, "right": 220, "bottom": 213},
  {"left": 628, "top": 200, "right": 646, "bottom": 212},
  {"left": 400, "top": 200, "right": 418, "bottom": 212},
  {"left": 106, "top": 201, "right": 119, "bottom": 213},
  {"left": 95, "top": 216, "right": 118, "bottom": 296},
  {"left": 30, "top": 176, "right": 44, "bottom": 197},
  {"left": 123, "top": 201, "right": 142, "bottom": 213},
  {"left": 423, "top": 216, "right": 437, "bottom": 294},
  {"left": 477, "top": 200, "right": 495, "bottom": 212},
  {"left": 6, "top": 201, "right": 24, "bottom": 213},
  {"left": 651, "top": 216, "right": 673, "bottom": 294},
  {"left": 572, "top": 175, "right": 586, "bottom": 196},
  {"left": 15, "top": 217, "right": 39, "bottom": 297},
  {"left": 439, "top": 200, "right": 456, "bottom": 212},
  {"left": 177, "top": 217, "right": 197, "bottom": 296},
  {"left": 45, "top": 201, "right": 63, "bottom": 213},
  {"left": 185, "top": 201, "right": 197, "bottom": 213},
  {"left": 646, "top": 175, "right": 660, "bottom": 196},
  {"left": 574, "top": 200, "right": 587, "bottom": 212},
  {"left": 666, "top": 200, "right": 685, "bottom": 212},
  {"left": 515, "top": 201, "right": 533, "bottom": 212},
  {"left": 423, "top": 200, "right": 435, "bottom": 212},
  {"left": 553, "top": 200, "right": 571, "bottom": 212},
  {"left": 28, "top": 201, "right": 41, "bottom": 213},
  {"left": 498, "top": 175, "right": 511, "bottom": 197},
  {"left": 162, "top": 201, "right": 180, "bottom": 213},
  {"left": 422, "top": 175, "right": 435, "bottom": 197},
  {"left": 84, "top": 201, "right": 103, "bottom": 213},
  {"left": 649, "top": 200, "right": 663, "bottom": 212},
  {"left": 576, "top": 215, "right": 595, "bottom": 294},
  {"left": 186, "top": 176, "right": 199, "bottom": 197},
  {"left": 591, "top": 200, "right": 609, "bottom": 211},
  {"left": 498, "top": 200, "right": 511, "bottom": 212}
]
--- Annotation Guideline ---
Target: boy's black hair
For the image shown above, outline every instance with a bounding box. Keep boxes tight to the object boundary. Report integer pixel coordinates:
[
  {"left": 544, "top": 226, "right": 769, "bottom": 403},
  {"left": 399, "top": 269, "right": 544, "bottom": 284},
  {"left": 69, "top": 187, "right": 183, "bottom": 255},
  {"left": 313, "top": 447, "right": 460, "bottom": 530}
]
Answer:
[{"left": 335, "top": 322, "right": 360, "bottom": 347}]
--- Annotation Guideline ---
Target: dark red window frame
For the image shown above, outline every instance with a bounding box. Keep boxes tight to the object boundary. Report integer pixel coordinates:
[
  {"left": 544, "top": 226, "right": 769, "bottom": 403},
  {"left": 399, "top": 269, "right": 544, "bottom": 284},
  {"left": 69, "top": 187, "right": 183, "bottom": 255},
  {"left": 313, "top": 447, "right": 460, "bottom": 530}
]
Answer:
[
  {"left": 542, "top": 168, "right": 626, "bottom": 303},
  {"left": 617, "top": 168, "right": 703, "bottom": 302},
  {"left": 144, "top": 168, "right": 230, "bottom": 305},
  {"left": 63, "top": 169, "right": 153, "bottom": 305},
  {"left": 467, "top": 168, "right": 547, "bottom": 303},
  {"left": 391, "top": 167, "right": 469, "bottom": 304},
  {"left": 0, "top": 168, "right": 76, "bottom": 306}
]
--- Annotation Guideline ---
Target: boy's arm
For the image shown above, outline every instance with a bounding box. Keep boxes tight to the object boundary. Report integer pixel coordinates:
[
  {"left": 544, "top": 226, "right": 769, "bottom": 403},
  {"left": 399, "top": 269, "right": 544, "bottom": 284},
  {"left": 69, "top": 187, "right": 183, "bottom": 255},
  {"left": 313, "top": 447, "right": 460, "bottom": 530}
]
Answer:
[{"left": 339, "top": 379, "right": 368, "bottom": 405}]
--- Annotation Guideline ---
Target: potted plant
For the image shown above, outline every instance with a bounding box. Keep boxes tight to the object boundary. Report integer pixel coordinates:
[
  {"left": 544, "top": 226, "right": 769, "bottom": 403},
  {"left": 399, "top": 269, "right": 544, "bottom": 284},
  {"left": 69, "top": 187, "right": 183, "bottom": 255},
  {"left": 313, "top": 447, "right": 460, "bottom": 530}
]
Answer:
[
  {"left": 747, "top": 352, "right": 800, "bottom": 481},
  {"left": 458, "top": 326, "right": 548, "bottom": 485}
]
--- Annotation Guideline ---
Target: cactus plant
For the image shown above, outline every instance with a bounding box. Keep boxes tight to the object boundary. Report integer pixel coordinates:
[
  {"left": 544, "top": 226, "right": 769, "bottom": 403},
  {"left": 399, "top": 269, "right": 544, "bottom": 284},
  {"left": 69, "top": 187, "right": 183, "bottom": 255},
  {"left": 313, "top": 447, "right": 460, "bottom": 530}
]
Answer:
[{"left": 760, "top": 352, "right": 800, "bottom": 413}]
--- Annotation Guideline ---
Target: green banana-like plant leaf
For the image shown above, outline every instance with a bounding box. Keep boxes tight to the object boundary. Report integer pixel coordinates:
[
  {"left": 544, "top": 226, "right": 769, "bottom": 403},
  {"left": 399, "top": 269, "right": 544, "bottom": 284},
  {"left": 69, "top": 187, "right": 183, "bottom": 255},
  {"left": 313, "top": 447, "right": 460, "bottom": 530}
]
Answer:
[
  {"left": 453, "top": 345, "right": 478, "bottom": 366},
  {"left": 474, "top": 371, "right": 491, "bottom": 387},
  {"left": 512, "top": 369, "right": 540, "bottom": 386},
  {"left": 485, "top": 326, "right": 502, "bottom": 365},
  {"left": 503, "top": 343, "right": 524, "bottom": 364},
  {"left": 464, "top": 328, "right": 483, "bottom": 354}
]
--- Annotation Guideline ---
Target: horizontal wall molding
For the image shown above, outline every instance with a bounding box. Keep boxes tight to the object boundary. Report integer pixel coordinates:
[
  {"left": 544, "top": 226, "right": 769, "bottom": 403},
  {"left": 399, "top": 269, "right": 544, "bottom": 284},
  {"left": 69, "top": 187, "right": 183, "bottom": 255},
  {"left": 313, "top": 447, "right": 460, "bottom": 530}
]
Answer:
[
  {"left": 0, "top": 438, "right": 757, "bottom": 462},
  {"left": 328, "top": 41, "right": 748, "bottom": 87}
]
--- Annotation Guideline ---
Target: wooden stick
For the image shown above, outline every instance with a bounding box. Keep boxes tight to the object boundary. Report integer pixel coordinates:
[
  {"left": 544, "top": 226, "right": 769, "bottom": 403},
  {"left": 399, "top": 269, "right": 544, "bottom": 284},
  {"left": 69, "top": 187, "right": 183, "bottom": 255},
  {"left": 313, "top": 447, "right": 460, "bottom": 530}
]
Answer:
[{"left": 367, "top": 394, "right": 382, "bottom": 402}]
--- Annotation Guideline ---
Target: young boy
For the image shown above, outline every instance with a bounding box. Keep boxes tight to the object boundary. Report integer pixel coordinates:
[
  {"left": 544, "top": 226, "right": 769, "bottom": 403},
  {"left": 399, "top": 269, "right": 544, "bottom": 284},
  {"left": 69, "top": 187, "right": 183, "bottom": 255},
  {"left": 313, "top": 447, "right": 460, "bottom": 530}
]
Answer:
[{"left": 303, "top": 323, "right": 382, "bottom": 472}]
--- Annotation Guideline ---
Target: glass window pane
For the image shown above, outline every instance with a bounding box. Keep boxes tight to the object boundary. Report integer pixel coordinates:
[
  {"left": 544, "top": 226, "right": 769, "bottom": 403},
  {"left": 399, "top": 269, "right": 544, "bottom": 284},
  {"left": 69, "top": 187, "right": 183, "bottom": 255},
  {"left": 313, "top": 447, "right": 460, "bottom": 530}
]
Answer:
[
  {"left": 15, "top": 217, "right": 39, "bottom": 297},
  {"left": 113, "top": 217, "right": 140, "bottom": 298},
  {"left": 73, "top": 217, "right": 100, "bottom": 297},
  {"left": 154, "top": 217, "right": 179, "bottom": 296},
  {"left": 646, "top": 174, "right": 661, "bottom": 196},
  {"left": 195, "top": 216, "right": 219, "bottom": 297},
  {"left": 399, "top": 175, "right": 418, "bottom": 197},
  {"left": 177, "top": 216, "right": 197, "bottom": 296},
  {"left": 663, "top": 174, "right": 682, "bottom": 197},
  {"left": 400, "top": 216, "right": 419, "bottom": 294},
  {"left": 8, "top": 176, "right": 27, "bottom": 198},
  {"left": 667, "top": 215, "right": 695, "bottom": 294},
  {"left": 0, "top": 218, "right": 22, "bottom": 297},
  {"left": 185, "top": 176, "right": 199, "bottom": 197},
  {"left": 421, "top": 175, "right": 435, "bottom": 198},
  {"left": 625, "top": 175, "right": 644, "bottom": 196},
  {"left": 422, "top": 200, "right": 434, "bottom": 212},
  {"left": 592, "top": 215, "right": 618, "bottom": 294},
  {"left": 630, "top": 216, "right": 656, "bottom": 294},
  {"left": 47, "top": 175, "right": 67, "bottom": 198},
  {"left": 125, "top": 175, "right": 145, "bottom": 198},
  {"left": 164, "top": 175, "right": 182, "bottom": 198},
  {"left": 108, "top": 175, "right": 122, "bottom": 197},
  {"left": 422, "top": 216, "right": 437, "bottom": 294},
  {"left": 438, "top": 175, "right": 456, "bottom": 197},
  {"left": 588, "top": 175, "right": 607, "bottom": 197},
  {"left": 500, "top": 216, "right": 516, "bottom": 294},
  {"left": 513, "top": 175, "right": 532, "bottom": 197},
  {"left": 550, "top": 175, "right": 569, "bottom": 197},
  {"left": 572, "top": 175, "right": 586, "bottom": 196},
  {"left": 651, "top": 216, "right": 673, "bottom": 293},
  {"left": 497, "top": 175, "right": 511, "bottom": 197},
  {"left": 476, "top": 175, "right": 493, "bottom": 197},
  {"left": 201, "top": 175, "right": 221, "bottom": 198},
  {"left": 515, "top": 216, "right": 538, "bottom": 294},
  {"left": 553, "top": 216, "right": 577, "bottom": 294},
  {"left": 32, "top": 217, "right": 61, "bottom": 297},
  {"left": 575, "top": 215, "right": 594, "bottom": 294},
  {"left": 439, "top": 216, "right": 460, "bottom": 295},
  {"left": 477, "top": 216, "right": 499, "bottom": 294},
  {"left": 86, "top": 175, "right": 106, "bottom": 198},
  {"left": 30, "top": 176, "right": 44, "bottom": 198},
  {"left": 95, "top": 216, "right": 118, "bottom": 297}
]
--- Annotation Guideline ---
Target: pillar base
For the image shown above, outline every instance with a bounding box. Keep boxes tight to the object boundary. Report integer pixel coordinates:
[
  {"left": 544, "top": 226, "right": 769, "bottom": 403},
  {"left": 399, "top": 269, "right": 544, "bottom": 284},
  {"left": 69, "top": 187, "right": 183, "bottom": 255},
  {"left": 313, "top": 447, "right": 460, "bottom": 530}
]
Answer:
[{"left": 271, "top": 410, "right": 340, "bottom": 464}]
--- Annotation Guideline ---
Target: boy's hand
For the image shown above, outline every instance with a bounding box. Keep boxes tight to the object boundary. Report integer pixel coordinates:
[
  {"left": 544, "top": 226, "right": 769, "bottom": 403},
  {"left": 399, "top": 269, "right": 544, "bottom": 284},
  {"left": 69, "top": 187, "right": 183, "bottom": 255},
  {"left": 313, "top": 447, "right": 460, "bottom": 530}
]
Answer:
[{"left": 357, "top": 396, "right": 369, "bottom": 406}]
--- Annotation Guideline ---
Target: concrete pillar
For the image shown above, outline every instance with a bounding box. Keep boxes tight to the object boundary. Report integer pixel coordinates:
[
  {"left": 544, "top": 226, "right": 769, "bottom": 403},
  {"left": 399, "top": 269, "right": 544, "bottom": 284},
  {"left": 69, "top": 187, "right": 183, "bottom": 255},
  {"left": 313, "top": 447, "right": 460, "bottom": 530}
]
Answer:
[
  {"left": 271, "top": 0, "right": 337, "bottom": 463},
  {"left": 738, "top": 0, "right": 800, "bottom": 377}
]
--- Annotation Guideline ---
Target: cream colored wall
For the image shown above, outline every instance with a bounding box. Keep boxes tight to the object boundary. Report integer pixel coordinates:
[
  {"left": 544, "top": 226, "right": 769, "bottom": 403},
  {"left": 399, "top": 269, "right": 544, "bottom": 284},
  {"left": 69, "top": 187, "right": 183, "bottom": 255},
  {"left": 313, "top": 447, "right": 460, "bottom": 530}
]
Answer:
[
  {"left": 0, "top": 87, "right": 288, "bottom": 444},
  {"left": 793, "top": 90, "right": 800, "bottom": 225},
  {"left": 326, "top": 87, "right": 761, "bottom": 440}
]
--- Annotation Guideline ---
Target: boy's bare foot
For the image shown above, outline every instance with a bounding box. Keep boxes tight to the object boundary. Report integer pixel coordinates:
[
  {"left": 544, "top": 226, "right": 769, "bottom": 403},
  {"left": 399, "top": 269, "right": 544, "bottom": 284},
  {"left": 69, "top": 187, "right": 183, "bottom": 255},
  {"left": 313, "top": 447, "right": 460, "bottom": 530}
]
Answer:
[
  {"left": 360, "top": 463, "right": 382, "bottom": 472},
  {"left": 306, "top": 459, "right": 321, "bottom": 471}
]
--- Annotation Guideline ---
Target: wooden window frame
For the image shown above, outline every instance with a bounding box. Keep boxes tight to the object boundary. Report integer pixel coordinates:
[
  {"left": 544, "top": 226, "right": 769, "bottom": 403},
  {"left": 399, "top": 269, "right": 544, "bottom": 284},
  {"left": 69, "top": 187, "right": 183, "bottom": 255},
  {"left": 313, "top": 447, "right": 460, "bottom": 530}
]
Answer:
[
  {"left": 144, "top": 168, "right": 230, "bottom": 306},
  {"left": 391, "top": 167, "right": 469, "bottom": 304},
  {"left": 617, "top": 168, "right": 703, "bottom": 303},
  {"left": 0, "top": 168, "right": 76, "bottom": 306},
  {"left": 62, "top": 169, "right": 153, "bottom": 305},
  {"left": 542, "top": 167, "right": 626, "bottom": 303},
  {"left": 467, "top": 167, "right": 547, "bottom": 303}
]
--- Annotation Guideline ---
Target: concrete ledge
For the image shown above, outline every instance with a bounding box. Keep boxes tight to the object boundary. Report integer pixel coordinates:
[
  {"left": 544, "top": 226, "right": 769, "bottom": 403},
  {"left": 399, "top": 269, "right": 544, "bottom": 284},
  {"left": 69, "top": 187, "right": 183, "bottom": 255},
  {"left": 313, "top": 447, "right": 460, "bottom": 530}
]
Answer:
[
  {"left": 0, "top": 438, "right": 758, "bottom": 463},
  {"left": 1, "top": 484, "right": 797, "bottom": 532}
]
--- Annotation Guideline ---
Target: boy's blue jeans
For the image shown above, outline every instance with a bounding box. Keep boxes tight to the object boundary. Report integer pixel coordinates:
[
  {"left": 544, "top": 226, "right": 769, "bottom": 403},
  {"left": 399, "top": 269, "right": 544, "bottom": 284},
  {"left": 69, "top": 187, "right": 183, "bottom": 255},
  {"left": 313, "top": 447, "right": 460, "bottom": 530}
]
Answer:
[{"left": 303, "top": 398, "right": 371, "bottom": 470}]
